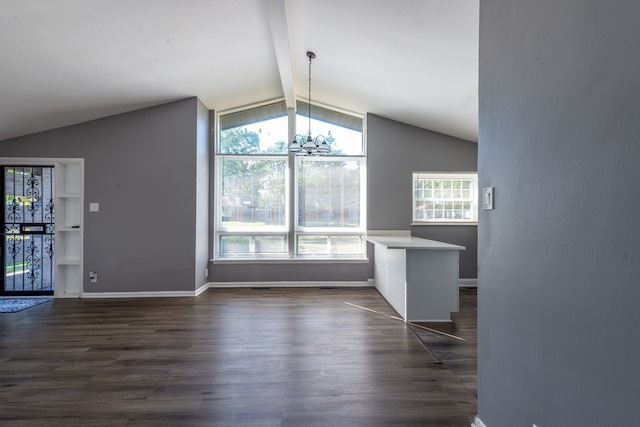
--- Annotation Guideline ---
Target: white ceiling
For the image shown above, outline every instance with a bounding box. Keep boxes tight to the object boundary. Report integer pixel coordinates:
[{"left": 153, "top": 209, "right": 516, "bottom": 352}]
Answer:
[{"left": 0, "top": 0, "right": 479, "bottom": 142}]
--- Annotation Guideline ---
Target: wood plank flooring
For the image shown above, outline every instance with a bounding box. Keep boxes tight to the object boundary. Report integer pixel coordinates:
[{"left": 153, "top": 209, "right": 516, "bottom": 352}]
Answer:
[
  {"left": 0, "top": 287, "right": 477, "bottom": 426},
  {"left": 412, "top": 288, "right": 478, "bottom": 397}
]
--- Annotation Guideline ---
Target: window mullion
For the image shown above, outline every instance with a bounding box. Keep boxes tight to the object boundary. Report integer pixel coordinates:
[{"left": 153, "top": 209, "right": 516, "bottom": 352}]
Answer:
[{"left": 287, "top": 107, "right": 296, "bottom": 257}]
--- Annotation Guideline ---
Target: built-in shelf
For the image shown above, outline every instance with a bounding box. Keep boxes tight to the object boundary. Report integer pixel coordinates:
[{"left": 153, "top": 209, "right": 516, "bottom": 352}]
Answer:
[
  {"left": 57, "top": 258, "right": 81, "bottom": 266},
  {"left": 54, "top": 159, "right": 84, "bottom": 298}
]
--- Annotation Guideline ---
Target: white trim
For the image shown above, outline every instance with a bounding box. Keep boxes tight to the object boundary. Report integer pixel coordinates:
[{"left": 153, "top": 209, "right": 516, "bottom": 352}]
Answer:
[
  {"left": 216, "top": 97, "right": 286, "bottom": 116},
  {"left": 55, "top": 293, "right": 81, "bottom": 299},
  {"left": 81, "top": 290, "right": 203, "bottom": 298},
  {"left": 195, "top": 282, "right": 210, "bottom": 296},
  {"left": 459, "top": 278, "right": 478, "bottom": 287},
  {"left": 471, "top": 416, "right": 487, "bottom": 427},
  {"left": 211, "top": 257, "right": 369, "bottom": 264},
  {"left": 76, "top": 280, "right": 376, "bottom": 298},
  {"left": 210, "top": 280, "right": 374, "bottom": 288},
  {"left": 411, "top": 222, "right": 478, "bottom": 226},
  {"left": 0, "top": 157, "right": 80, "bottom": 165}
]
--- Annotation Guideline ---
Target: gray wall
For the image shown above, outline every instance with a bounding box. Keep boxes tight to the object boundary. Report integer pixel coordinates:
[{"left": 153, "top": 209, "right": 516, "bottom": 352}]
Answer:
[
  {"left": 367, "top": 114, "right": 478, "bottom": 279},
  {"left": 210, "top": 262, "right": 371, "bottom": 283},
  {"left": 210, "top": 113, "right": 478, "bottom": 283},
  {"left": 0, "top": 99, "right": 477, "bottom": 288},
  {"left": 478, "top": 1, "right": 640, "bottom": 426},
  {"left": 0, "top": 98, "right": 207, "bottom": 293}
]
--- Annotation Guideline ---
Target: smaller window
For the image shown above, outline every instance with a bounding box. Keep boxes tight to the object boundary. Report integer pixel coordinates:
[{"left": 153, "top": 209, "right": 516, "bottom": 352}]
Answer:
[{"left": 412, "top": 172, "right": 478, "bottom": 224}]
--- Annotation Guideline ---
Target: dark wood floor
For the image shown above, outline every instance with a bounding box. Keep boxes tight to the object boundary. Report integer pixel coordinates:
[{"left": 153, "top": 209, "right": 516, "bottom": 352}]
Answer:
[
  {"left": 0, "top": 287, "right": 477, "bottom": 426},
  {"left": 413, "top": 288, "right": 478, "bottom": 398}
]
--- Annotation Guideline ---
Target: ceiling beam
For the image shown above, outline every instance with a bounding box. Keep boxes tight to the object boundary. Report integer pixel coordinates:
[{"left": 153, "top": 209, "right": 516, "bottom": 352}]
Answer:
[{"left": 266, "top": 0, "right": 296, "bottom": 109}]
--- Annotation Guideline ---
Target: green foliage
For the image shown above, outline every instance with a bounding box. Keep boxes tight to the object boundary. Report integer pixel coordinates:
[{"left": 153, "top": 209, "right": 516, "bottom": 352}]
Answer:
[
  {"left": 6, "top": 261, "right": 27, "bottom": 274},
  {"left": 265, "top": 139, "right": 287, "bottom": 154},
  {"left": 220, "top": 128, "right": 260, "bottom": 154}
]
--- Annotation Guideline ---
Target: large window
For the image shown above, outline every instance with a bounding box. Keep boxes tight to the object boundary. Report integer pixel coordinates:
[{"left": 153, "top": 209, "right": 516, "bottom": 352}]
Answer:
[
  {"left": 412, "top": 172, "right": 478, "bottom": 224},
  {"left": 215, "top": 101, "right": 366, "bottom": 258}
]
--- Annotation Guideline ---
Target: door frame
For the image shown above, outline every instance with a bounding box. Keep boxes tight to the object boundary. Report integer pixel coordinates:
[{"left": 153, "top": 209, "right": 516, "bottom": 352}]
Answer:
[
  {"left": 1, "top": 164, "right": 56, "bottom": 296},
  {"left": 1, "top": 157, "right": 84, "bottom": 298}
]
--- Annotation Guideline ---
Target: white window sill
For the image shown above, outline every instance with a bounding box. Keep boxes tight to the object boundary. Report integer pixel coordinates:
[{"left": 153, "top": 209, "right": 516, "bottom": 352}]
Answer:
[
  {"left": 411, "top": 222, "right": 478, "bottom": 226},
  {"left": 211, "top": 256, "right": 369, "bottom": 264}
]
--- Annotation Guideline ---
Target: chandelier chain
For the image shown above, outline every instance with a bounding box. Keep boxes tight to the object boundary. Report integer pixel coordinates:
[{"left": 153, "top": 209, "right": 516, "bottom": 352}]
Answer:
[
  {"left": 288, "top": 51, "right": 328, "bottom": 155},
  {"left": 308, "top": 53, "right": 312, "bottom": 135}
]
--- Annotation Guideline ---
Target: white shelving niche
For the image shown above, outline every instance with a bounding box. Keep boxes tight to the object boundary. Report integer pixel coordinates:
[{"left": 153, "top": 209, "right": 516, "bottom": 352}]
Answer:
[
  {"left": 0, "top": 157, "right": 84, "bottom": 297},
  {"left": 54, "top": 159, "right": 84, "bottom": 298}
]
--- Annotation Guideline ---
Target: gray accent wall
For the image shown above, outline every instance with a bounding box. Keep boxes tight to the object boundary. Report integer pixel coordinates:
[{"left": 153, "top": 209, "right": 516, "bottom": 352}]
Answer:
[
  {"left": 0, "top": 98, "right": 208, "bottom": 294},
  {"left": 209, "top": 262, "right": 370, "bottom": 283},
  {"left": 478, "top": 1, "right": 640, "bottom": 426},
  {"left": 367, "top": 114, "right": 478, "bottom": 279},
  {"left": 210, "top": 113, "right": 478, "bottom": 283},
  {"left": 0, "top": 99, "right": 477, "bottom": 289}
]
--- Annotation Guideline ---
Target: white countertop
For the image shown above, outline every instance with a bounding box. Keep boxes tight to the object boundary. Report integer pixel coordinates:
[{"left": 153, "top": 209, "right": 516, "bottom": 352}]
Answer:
[{"left": 366, "top": 234, "right": 465, "bottom": 251}]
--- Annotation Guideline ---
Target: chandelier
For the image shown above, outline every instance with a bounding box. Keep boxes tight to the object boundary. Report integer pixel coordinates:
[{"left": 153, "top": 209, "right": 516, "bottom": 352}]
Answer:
[{"left": 289, "top": 51, "right": 330, "bottom": 155}]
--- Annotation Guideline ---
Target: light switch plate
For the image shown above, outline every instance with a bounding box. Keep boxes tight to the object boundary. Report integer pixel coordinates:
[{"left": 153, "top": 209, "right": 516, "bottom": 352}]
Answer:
[
  {"left": 89, "top": 203, "right": 100, "bottom": 212},
  {"left": 482, "top": 187, "right": 494, "bottom": 210}
]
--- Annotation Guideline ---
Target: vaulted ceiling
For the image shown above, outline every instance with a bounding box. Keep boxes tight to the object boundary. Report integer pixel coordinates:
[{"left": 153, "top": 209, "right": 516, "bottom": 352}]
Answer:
[{"left": 0, "top": 0, "right": 479, "bottom": 142}]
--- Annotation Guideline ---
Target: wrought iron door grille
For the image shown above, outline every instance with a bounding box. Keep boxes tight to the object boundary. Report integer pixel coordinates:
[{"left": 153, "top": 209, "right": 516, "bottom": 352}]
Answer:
[{"left": 2, "top": 166, "right": 55, "bottom": 295}]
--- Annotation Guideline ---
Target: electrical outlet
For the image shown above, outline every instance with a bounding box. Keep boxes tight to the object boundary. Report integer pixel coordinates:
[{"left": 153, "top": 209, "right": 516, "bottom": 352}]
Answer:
[
  {"left": 205, "top": 268, "right": 209, "bottom": 277},
  {"left": 89, "top": 272, "right": 98, "bottom": 283}
]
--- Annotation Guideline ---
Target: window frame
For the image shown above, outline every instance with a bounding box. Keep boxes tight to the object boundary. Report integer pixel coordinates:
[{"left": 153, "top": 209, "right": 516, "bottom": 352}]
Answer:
[
  {"left": 411, "top": 172, "right": 479, "bottom": 225},
  {"left": 294, "top": 155, "right": 366, "bottom": 257},
  {"left": 216, "top": 154, "right": 289, "bottom": 231},
  {"left": 214, "top": 153, "right": 290, "bottom": 258},
  {"left": 214, "top": 100, "right": 367, "bottom": 260}
]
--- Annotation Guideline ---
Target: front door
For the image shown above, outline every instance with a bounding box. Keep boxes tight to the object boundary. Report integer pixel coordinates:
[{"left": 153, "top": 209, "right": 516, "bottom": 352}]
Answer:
[{"left": 1, "top": 166, "right": 55, "bottom": 295}]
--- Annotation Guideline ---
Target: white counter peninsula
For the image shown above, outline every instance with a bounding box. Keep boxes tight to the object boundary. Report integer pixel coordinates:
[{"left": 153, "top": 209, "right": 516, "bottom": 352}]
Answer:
[{"left": 366, "top": 231, "right": 465, "bottom": 322}]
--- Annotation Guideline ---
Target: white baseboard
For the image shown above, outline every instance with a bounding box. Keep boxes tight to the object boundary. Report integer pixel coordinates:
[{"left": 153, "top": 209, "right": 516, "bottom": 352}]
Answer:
[
  {"left": 71, "top": 277, "right": 467, "bottom": 297},
  {"left": 210, "top": 279, "right": 472, "bottom": 289},
  {"left": 54, "top": 293, "right": 81, "bottom": 299},
  {"left": 459, "top": 278, "right": 478, "bottom": 287},
  {"left": 81, "top": 282, "right": 210, "bottom": 298},
  {"left": 209, "top": 280, "right": 374, "bottom": 288},
  {"left": 70, "top": 281, "right": 376, "bottom": 298},
  {"left": 81, "top": 290, "right": 202, "bottom": 298},
  {"left": 195, "top": 282, "right": 209, "bottom": 296},
  {"left": 471, "top": 415, "right": 487, "bottom": 427}
]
